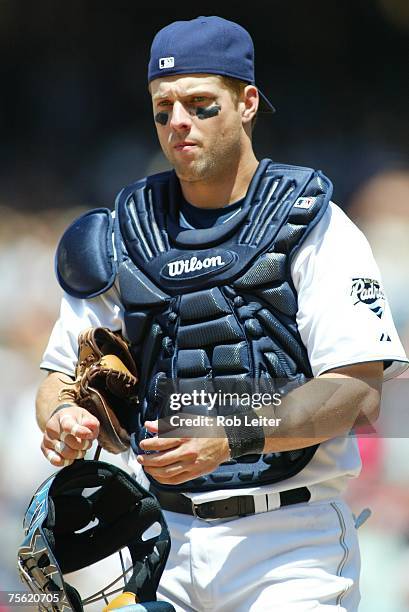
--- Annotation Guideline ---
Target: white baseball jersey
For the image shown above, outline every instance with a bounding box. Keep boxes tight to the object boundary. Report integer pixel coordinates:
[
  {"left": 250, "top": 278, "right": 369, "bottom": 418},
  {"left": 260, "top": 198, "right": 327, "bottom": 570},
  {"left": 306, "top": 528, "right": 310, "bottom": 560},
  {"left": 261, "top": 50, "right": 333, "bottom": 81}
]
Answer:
[{"left": 41, "top": 202, "right": 408, "bottom": 505}]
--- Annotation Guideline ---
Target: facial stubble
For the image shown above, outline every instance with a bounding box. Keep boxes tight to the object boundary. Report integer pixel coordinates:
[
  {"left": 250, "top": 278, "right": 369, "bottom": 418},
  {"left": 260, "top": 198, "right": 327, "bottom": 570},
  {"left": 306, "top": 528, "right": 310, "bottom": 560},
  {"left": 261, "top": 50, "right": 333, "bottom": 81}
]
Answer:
[{"left": 166, "top": 121, "right": 243, "bottom": 183}]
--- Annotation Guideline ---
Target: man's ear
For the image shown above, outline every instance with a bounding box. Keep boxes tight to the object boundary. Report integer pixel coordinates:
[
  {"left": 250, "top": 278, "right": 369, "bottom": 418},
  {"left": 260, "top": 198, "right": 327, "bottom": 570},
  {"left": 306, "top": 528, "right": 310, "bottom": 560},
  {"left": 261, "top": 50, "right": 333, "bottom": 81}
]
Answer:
[{"left": 241, "top": 85, "right": 259, "bottom": 125}]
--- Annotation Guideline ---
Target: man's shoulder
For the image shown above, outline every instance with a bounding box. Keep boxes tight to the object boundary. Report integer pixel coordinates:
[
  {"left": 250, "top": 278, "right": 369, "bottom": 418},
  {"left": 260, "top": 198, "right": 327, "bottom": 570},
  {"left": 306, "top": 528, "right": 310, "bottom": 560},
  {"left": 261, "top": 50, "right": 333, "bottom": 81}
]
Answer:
[{"left": 291, "top": 201, "right": 374, "bottom": 273}]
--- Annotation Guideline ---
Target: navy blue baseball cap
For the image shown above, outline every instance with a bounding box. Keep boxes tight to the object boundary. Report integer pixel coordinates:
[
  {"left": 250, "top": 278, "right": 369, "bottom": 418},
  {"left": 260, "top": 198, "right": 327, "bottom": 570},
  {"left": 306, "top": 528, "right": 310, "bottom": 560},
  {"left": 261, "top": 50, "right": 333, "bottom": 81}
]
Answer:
[{"left": 148, "top": 16, "right": 276, "bottom": 113}]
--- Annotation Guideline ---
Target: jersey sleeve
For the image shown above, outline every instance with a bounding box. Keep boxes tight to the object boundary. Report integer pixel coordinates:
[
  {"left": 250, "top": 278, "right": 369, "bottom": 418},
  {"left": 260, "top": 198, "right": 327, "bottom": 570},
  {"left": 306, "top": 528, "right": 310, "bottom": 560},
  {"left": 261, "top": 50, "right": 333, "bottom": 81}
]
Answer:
[
  {"left": 40, "top": 282, "right": 125, "bottom": 376},
  {"left": 291, "top": 202, "right": 409, "bottom": 380}
]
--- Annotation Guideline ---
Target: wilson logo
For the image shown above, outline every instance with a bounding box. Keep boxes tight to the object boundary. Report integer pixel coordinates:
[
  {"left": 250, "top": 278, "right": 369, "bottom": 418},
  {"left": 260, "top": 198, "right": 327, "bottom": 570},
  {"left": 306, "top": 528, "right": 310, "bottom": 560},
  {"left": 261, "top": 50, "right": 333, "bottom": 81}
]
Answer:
[{"left": 167, "top": 255, "right": 225, "bottom": 277}]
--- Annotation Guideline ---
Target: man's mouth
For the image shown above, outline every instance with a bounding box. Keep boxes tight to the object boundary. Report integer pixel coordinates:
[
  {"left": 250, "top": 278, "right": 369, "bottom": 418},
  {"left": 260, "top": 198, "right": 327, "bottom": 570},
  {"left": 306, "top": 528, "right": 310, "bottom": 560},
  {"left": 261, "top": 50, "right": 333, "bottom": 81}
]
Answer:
[{"left": 174, "top": 141, "right": 197, "bottom": 151}]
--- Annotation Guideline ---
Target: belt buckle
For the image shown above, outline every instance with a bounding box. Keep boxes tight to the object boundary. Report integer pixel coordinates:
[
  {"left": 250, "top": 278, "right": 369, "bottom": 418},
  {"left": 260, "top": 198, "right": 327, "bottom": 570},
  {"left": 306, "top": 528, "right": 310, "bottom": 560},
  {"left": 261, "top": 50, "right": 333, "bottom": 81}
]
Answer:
[
  {"left": 191, "top": 502, "right": 209, "bottom": 520},
  {"left": 191, "top": 501, "right": 218, "bottom": 521},
  {"left": 192, "top": 497, "right": 252, "bottom": 521},
  {"left": 192, "top": 502, "right": 200, "bottom": 518}
]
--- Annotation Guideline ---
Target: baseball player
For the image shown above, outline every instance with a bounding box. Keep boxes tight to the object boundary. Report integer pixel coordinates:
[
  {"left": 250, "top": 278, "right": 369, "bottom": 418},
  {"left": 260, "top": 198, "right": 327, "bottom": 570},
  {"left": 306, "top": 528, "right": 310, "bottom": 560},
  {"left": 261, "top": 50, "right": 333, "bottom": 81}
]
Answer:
[{"left": 36, "top": 16, "right": 408, "bottom": 611}]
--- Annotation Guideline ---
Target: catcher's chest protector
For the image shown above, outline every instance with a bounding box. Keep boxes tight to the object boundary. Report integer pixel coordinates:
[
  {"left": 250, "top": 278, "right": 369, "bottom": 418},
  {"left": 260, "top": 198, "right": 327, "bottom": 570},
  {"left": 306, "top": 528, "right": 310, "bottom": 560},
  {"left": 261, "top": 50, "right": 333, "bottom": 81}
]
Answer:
[
  {"left": 113, "top": 159, "right": 332, "bottom": 492},
  {"left": 56, "top": 159, "right": 332, "bottom": 493}
]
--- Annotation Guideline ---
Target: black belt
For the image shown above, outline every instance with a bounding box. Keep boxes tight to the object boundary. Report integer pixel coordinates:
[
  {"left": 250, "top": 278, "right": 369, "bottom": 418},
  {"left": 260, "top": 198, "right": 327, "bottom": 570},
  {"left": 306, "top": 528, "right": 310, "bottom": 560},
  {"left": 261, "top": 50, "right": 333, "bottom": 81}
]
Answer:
[{"left": 150, "top": 486, "right": 311, "bottom": 520}]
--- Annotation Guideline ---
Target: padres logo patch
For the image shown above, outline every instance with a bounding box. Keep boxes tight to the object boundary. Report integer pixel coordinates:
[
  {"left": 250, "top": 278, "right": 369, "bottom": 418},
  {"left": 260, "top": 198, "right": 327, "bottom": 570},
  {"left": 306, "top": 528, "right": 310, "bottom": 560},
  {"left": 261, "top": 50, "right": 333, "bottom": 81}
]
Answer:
[{"left": 351, "top": 278, "right": 385, "bottom": 318}]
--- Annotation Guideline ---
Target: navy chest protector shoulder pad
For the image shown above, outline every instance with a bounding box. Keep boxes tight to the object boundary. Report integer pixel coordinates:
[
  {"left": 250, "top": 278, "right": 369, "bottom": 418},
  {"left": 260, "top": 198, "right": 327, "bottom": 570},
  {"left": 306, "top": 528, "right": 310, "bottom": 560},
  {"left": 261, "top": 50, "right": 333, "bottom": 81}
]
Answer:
[
  {"left": 56, "top": 207, "right": 116, "bottom": 298},
  {"left": 55, "top": 161, "right": 332, "bottom": 299},
  {"left": 113, "top": 160, "right": 332, "bottom": 297}
]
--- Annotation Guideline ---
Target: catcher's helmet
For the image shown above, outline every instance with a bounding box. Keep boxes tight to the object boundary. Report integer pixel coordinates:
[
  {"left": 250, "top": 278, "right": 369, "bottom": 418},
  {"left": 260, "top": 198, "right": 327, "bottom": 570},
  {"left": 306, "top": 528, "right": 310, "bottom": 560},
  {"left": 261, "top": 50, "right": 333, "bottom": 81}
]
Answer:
[{"left": 17, "top": 460, "right": 175, "bottom": 611}]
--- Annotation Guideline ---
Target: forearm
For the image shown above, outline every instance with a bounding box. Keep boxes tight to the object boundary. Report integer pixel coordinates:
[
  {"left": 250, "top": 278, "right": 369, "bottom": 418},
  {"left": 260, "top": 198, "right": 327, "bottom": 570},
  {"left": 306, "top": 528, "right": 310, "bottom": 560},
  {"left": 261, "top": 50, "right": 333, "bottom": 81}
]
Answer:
[
  {"left": 35, "top": 371, "right": 74, "bottom": 431},
  {"left": 259, "top": 371, "right": 381, "bottom": 453}
]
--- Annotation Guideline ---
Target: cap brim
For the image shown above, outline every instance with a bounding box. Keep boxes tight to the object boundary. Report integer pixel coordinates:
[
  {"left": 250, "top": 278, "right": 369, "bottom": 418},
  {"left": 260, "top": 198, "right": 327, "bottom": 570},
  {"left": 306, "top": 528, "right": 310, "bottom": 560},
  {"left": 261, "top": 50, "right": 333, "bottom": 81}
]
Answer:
[{"left": 258, "top": 89, "right": 276, "bottom": 114}]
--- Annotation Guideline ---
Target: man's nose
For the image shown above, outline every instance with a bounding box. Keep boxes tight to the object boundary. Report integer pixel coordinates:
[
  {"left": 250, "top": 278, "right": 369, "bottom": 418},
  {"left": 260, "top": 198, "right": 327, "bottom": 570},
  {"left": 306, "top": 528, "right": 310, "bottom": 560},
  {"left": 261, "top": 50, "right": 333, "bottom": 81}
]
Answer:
[{"left": 169, "top": 101, "right": 192, "bottom": 131}]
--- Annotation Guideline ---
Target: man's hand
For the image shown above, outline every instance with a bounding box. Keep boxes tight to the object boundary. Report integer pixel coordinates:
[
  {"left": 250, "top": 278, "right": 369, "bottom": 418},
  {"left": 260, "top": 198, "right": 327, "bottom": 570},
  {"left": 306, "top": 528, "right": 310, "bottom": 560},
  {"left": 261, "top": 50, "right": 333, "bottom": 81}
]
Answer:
[
  {"left": 136, "top": 420, "right": 230, "bottom": 485},
  {"left": 41, "top": 404, "right": 99, "bottom": 467}
]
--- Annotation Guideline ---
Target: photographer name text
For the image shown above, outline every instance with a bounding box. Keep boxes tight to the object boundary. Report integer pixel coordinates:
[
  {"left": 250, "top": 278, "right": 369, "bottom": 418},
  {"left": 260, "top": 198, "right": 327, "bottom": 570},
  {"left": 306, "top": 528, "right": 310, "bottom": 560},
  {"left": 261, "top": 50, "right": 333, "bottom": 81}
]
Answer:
[{"left": 168, "top": 414, "right": 282, "bottom": 427}]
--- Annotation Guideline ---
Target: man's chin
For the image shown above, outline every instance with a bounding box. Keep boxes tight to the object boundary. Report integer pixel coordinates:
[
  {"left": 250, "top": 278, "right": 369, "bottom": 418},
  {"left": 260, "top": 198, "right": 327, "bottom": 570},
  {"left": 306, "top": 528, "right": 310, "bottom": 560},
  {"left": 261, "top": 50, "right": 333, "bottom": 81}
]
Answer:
[{"left": 172, "top": 159, "right": 205, "bottom": 182}]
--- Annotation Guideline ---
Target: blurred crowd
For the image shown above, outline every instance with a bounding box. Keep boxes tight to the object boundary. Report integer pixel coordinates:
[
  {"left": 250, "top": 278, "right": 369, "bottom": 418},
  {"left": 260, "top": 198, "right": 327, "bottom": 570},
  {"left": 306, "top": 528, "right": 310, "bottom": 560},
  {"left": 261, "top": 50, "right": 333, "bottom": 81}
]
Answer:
[
  {"left": 0, "top": 204, "right": 133, "bottom": 609},
  {"left": 1, "top": 1, "right": 409, "bottom": 610},
  {"left": 344, "top": 169, "right": 409, "bottom": 611}
]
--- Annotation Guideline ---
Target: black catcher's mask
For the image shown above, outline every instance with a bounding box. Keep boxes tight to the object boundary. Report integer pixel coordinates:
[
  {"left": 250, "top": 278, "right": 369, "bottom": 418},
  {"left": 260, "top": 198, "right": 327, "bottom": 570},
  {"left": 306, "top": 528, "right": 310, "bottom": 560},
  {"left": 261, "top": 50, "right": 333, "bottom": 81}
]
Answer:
[{"left": 17, "top": 460, "right": 175, "bottom": 611}]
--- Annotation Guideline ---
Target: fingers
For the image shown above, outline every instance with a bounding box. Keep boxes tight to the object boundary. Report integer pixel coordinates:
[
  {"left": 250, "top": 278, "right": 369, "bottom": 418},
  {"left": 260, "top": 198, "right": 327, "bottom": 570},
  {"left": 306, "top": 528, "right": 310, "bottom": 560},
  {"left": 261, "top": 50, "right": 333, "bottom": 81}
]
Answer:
[
  {"left": 142, "top": 463, "right": 190, "bottom": 485},
  {"left": 58, "top": 412, "right": 98, "bottom": 441},
  {"left": 46, "top": 408, "right": 99, "bottom": 441},
  {"left": 43, "top": 431, "right": 92, "bottom": 457},
  {"left": 144, "top": 463, "right": 187, "bottom": 477},
  {"left": 41, "top": 437, "right": 93, "bottom": 467},
  {"left": 139, "top": 435, "right": 185, "bottom": 453},
  {"left": 60, "top": 431, "right": 93, "bottom": 450},
  {"left": 54, "top": 439, "right": 92, "bottom": 457},
  {"left": 144, "top": 420, "right": 159, "bottom": 433},
  {"left": 137, "top": 437, "right": 228, "bottom": 485},
  {"left": 137, "top": 445, "right": 197, "bottom": 484},
  {"left": 42, "top": 406, "right": 99, "bottom": 467},
  {"left": 137, "top": 446, "right": 195, "bottom": 468},
  {"left": 154, "top": 473, "right": 192, "bottom": 485},
  {"left": 42, "top": 447, "right": 72, "bottom": 467}
]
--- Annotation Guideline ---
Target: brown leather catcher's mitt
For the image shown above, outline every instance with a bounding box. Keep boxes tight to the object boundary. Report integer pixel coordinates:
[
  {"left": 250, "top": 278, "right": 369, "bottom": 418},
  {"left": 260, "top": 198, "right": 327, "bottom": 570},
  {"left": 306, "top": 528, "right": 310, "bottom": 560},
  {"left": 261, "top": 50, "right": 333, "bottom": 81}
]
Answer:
[{"left": 59, "top": 327, "right": 138, "bottom": 454}]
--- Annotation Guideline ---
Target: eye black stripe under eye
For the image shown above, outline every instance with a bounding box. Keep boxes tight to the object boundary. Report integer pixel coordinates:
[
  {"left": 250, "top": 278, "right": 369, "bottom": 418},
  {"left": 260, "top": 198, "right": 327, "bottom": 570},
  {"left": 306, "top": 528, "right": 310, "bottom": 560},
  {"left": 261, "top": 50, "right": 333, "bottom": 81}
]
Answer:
[
  {"left": 155, "top": 112, "right": 169, "bottom": 125},
  {"left": 195, "top": 104, "right": 221, "bottom": 119}
]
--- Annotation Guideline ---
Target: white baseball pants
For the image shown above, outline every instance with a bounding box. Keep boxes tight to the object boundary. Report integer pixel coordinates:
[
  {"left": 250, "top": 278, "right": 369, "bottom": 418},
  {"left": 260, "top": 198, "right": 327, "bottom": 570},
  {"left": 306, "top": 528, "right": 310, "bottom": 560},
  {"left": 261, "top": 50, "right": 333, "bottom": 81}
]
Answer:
[{"left": 157, "top": 498, "right": 360, "bottom": 611}]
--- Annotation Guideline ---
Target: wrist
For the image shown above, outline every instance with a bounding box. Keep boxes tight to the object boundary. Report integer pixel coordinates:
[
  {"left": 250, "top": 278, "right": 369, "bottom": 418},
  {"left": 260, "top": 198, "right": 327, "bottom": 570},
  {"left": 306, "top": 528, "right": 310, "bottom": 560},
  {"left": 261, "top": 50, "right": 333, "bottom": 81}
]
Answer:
[
  {"left": 49, "top": 402, "right": 75, "bottom": 420},
  {"left": 224, "top": 410, "right": 265, "bottom": 459}
]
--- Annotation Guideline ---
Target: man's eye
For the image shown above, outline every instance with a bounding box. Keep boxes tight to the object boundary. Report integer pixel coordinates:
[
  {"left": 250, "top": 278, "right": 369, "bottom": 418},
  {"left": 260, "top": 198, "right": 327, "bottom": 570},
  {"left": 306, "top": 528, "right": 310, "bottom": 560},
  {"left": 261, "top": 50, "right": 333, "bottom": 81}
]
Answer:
[
  {"left": 192, "top": 96, "right": 208, "bottom": 103},
  {"left": 158, "top": 101, "right": 172, "bottom": 107}
]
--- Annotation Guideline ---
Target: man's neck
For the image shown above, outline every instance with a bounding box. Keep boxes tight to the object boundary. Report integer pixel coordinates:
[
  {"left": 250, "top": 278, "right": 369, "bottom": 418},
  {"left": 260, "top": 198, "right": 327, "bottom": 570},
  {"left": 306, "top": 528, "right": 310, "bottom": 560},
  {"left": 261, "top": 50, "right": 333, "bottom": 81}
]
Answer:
[{"left": 179, "top": 153, "right": 259, "bottom": 209}]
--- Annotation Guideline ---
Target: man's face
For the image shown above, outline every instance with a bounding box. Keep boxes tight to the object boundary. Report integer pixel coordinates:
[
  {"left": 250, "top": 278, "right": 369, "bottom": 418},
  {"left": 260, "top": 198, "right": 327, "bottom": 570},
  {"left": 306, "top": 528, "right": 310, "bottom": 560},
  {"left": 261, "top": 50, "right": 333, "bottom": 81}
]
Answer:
[{"left": 150, "top": 74, "right": 244, "bottom": 183}]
